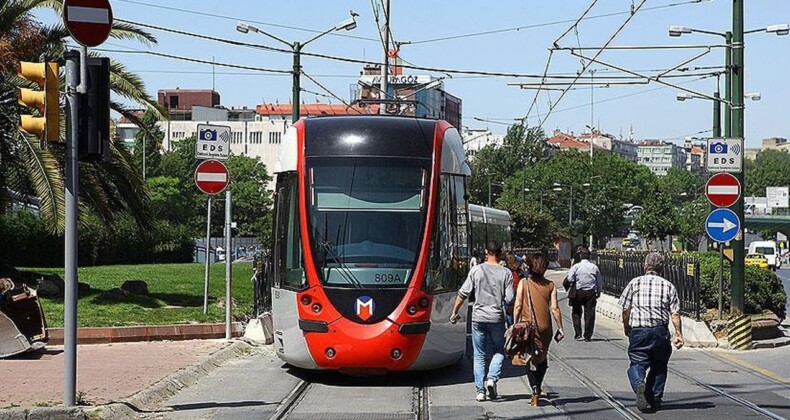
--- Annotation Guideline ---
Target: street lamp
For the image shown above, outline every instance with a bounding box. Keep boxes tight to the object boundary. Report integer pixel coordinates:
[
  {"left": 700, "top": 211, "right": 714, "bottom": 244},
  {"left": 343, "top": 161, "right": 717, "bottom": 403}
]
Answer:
[{"left": 237, "top": 11, "right": 358, "bottom": 123}]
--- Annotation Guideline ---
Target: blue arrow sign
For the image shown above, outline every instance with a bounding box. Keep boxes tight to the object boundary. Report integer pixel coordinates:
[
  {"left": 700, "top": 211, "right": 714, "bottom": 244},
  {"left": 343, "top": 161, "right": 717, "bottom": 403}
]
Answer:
[{"left": 705, "top": 208, "right": 740, "bottom": 243}]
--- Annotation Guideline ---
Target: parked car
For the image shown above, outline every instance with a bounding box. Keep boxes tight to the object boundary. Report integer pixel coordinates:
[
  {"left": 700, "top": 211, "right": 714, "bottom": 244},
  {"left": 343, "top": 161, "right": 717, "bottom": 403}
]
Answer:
[
  {"left": 622, "top": 231, "right": 641, "bottom": 249},
  {"left": 748, "top": 241, "right": 781, "bottom": 270},
  {"left": 745, "top": 253, "right": 770, "bottom": 270}
]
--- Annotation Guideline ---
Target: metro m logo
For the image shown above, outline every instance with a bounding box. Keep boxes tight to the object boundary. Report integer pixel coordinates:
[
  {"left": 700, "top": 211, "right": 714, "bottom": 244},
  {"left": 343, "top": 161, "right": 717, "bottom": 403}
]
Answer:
[{"left": 355, "top": 296, "right": 375, "bottom": 321}]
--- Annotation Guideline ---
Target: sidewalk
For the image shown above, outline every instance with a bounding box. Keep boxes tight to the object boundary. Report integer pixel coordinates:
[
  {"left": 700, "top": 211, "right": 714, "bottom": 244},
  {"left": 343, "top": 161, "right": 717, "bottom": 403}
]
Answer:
[{"left": 0, "top": 340, "right": 224, "bottom": 408}]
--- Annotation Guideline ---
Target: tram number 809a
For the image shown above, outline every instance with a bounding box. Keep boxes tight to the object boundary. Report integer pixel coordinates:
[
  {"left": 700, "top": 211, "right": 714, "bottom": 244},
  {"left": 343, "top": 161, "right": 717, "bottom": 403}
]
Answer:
[{"left": 374, "top": 273, "right": 402, "bottom": 283}]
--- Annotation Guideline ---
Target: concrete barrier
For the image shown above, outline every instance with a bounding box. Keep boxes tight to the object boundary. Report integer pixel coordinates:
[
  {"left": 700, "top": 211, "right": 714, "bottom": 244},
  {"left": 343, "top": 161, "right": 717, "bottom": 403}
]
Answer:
[{"left": 596, "top": 294, "right": 718, "bottom": 348}]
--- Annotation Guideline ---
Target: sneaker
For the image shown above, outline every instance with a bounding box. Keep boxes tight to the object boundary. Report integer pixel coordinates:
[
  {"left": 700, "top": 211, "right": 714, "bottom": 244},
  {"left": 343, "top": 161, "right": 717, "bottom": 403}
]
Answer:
[
  {"left": 485, "top": 379, "right": 498, "bottom": 399},
  {"left": 574, "top": 335, "right": 584, "bottom": 341},
  {"left": 635, "top": 383, "right": 649, "bottom": 412},
  {"left": 584, "top": 337, "right": 592, "bottom": 342},
  {"left": 651, "top": 398, "right": 662, "bottom": 412},
  {"left": 476, "top": 391, "right": 486, "bottom": 402}
]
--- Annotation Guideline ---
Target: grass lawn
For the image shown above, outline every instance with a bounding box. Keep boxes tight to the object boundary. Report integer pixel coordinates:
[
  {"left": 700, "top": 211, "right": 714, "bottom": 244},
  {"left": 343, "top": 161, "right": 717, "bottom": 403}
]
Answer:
[{"left": 20, "top": 262, "right": 254, "bottom": 328}]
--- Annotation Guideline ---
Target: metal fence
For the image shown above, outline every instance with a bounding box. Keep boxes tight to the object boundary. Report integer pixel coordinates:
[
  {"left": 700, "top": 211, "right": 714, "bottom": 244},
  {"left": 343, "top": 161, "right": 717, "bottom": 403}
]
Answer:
[
  {"left": 515, "top": 248, "right": 559, "bottom": 262},
  {"left": 592, "top": 252, "right": 701, "bottom": 320}
]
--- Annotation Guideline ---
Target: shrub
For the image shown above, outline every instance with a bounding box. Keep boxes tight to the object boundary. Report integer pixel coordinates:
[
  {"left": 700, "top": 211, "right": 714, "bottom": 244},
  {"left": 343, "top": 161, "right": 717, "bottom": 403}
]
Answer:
[{"left": 698, "top": 252, "right": 786, "bottom": 318}]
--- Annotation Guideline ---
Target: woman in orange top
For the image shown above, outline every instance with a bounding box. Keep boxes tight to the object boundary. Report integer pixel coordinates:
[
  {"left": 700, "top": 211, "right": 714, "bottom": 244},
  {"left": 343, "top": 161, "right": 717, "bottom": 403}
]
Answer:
[{"left": 512, "top": 253, "right": 564, "bottom": 406}]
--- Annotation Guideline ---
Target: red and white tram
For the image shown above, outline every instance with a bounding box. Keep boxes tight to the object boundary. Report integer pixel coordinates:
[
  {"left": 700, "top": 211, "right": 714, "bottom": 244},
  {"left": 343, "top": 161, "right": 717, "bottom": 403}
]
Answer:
[{"left": 271, "top": 116, "right": 472, "bottom": 373}]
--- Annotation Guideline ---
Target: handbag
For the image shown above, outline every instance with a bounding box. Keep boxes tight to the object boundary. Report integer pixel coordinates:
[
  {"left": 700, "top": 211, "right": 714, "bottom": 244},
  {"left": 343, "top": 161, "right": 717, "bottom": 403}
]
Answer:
[
  {"left": 563, "top": 275, "right": 578, "bottom": 300},
  {"left": 504, "top": 280, "right": 539, "bottom": 359}
]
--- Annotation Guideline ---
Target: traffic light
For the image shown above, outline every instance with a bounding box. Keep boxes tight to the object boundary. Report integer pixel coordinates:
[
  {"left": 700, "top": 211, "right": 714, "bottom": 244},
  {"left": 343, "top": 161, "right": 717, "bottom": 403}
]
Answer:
[
  {"left": 79, "top": 57, "right": 110, "bottom": 161},
  {"left": 17, "top": 62, "right": 60, "bottom": 142}
]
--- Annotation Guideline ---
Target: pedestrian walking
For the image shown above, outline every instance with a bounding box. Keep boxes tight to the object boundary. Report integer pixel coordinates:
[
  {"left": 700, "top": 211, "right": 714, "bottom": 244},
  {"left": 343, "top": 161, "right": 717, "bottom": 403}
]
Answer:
[
  {"left": 618, "top": 252, "right": 684, "bottom": 413},
  {"left": 450, "top": 241, "right": 514, "bottom": 402},
  {"left": 512, "top": 253, "right": 564, "bottom": 407},
  {"left": 505, "top": 254, "right": 523, "bottom": 326},
  {"left": 564, "top": 246, "right": 601, "bottom": 341}
]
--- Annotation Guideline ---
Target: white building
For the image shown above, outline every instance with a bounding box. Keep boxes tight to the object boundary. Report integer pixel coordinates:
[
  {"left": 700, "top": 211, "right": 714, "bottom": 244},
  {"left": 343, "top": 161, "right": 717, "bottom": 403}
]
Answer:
[
  {"left": 158, "top": 119, "right": 288, "bottom": 186},
  {"left": 636, "top": 141, "right": 687, "bottom": 175},
  {"left": 461, "top": 128, "right": 505, "bottom": 158}
]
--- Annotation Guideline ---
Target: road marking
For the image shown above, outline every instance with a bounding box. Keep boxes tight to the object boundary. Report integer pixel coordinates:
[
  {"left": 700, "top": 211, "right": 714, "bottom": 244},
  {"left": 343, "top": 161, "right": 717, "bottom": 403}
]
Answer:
[{"left": 715, "top": 352, "right": 790, "bottom": 384}]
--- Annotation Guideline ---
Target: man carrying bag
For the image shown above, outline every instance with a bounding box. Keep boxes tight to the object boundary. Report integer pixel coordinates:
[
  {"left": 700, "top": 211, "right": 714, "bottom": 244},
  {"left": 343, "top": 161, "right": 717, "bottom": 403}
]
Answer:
[{"left": 564, "top": 246, "right": 601, "bottom": 341}]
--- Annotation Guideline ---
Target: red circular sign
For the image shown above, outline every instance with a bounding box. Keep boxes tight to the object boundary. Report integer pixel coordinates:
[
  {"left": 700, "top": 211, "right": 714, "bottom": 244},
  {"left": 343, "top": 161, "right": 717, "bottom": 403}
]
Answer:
[
  {"left": 706, "top": 172, "right": 741, "bottom": 207},
  {"left": 195, "top": 160, "right": 229, "bottom": 195},
  {"left": 63, "top": 0, "right": 113, "bottom": 47}
]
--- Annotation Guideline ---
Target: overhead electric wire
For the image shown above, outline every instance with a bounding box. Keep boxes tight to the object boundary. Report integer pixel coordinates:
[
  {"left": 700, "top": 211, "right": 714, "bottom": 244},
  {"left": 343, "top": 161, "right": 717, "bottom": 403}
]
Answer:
[
  {"left": 407, "top": 0, "right": 710, "bottom": 45},
  {"left": 114, "top": 0, "right": 379, "bottom": 42},
  {"left": 91, "top": 46, "right": 291, "bottom": 74},
  {"left": 117, "top": 18, "right": 566, "bottom": 78},
  {"left": 301, "top": 71, "right": 365, "bottom": 114},
  {"left": 539, "top": 0, "right": 648, "bottom": 126}
]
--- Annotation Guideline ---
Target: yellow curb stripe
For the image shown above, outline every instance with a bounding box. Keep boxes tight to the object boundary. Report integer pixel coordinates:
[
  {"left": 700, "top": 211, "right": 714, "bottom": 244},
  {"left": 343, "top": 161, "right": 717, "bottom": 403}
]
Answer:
[
  {"left": 729, "top": 330, "right": 752, "bottom": 342},
  {"left": 716, "top": 352, "right": 790, "bottom": 384}
]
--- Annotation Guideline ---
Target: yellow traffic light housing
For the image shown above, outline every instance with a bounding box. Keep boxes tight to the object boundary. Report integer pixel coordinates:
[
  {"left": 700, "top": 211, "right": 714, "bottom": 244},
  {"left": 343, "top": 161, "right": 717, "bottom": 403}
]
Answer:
[{"left": 17, "top": 62, "right": 60, "bottom": 142}]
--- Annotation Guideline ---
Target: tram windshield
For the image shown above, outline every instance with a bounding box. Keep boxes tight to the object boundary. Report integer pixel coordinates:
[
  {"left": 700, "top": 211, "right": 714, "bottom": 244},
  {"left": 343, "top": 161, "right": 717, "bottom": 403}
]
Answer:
[{"left": 308, "top": 158, "right": 429, "bottom": 287}]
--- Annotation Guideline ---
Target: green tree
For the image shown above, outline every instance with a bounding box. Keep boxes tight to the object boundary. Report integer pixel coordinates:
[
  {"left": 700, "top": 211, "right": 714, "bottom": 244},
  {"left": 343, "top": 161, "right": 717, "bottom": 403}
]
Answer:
[
  {"left": 499, "top": 150, "right": 655, "bottom": 246},
  {"left": 226, "top": 155, "right": 273, "bottom": 243},
  {"left": 634, "top": 184, "right": 679, "bottom": 249},
  {"left": 745, "top": 149, "right": 790, "bottom": 197},
  {"left": 133, "top": 110, "right": 165, "bottom": 179},
  {"left": 504, "top": 202, "right": 557, "bottom": 248},
  {"left": 0, "top": 0, "right": 164, "bottom": 233},
  {"left": 676, "top": 196, "right": 707, "bottom": 251},
  {"left": 467, "top": 124, "right": 549, "bottom": 206},
  {"left": 658, "top": 167, "right": 705, "bottom": 205}
]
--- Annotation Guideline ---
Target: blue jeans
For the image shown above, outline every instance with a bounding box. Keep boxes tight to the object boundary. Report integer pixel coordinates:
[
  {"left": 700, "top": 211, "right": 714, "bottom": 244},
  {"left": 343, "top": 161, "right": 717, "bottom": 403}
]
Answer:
[
  {"left": 627, "top": 325, "right": 673, "bottom": 403},
  {"left": 471, "top": 321, "right": 506, "bottom": 393}
]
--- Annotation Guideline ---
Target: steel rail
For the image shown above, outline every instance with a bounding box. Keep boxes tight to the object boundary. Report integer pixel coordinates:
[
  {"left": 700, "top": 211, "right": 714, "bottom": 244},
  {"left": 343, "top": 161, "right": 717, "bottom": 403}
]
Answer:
[{"left": 268, "top": 379, "right": 312, "bottom": 420}]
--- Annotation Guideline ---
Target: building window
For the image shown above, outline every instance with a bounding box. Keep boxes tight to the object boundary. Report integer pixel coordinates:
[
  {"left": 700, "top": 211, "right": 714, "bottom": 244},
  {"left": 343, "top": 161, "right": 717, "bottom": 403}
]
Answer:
[
  {"left": 169, "top": 95, "right": 179, "bottom": 109},
  {"left": 269, "top": 132, "right": 282, "bottom": 144}
]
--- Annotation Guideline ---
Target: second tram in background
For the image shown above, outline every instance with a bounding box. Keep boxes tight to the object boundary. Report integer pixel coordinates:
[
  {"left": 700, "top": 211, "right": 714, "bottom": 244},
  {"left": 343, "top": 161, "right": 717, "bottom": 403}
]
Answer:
[{"left": 270, "top": 115, "right": 510, "bottom": 373}]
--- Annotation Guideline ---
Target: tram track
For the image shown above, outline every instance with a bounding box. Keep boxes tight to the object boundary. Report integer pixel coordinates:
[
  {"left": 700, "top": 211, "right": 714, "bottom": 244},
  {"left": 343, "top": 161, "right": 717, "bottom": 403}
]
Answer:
[
  {"left": 548, "top": 347, "right": 645, "bottom": 420},
  {"left": 413, "top": 375, "right": 430, "bottom": 420},
  {"left": 268, "top": 378, "right": 312, "bottom": 420}
]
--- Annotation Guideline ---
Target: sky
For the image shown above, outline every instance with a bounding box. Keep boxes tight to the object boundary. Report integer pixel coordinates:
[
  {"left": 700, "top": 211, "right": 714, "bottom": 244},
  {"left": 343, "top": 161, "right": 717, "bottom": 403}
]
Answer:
[{"left": 36, "top": 0, "right": 790, "bottom": 147}]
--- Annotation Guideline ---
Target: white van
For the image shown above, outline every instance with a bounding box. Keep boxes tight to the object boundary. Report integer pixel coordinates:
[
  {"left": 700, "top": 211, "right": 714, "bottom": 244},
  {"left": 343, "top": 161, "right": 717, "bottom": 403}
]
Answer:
[{"left": 748, "top": 241, "right": 781, "bottom": 270}]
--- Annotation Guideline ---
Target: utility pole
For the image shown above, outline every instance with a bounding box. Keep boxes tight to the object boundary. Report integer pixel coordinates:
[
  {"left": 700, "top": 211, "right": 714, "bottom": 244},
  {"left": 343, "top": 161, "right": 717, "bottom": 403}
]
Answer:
[
  {"left": 292, "top": 42, "right": 301, "bottom": 124},
  {"left": 225, "top": 190, "right": 233, "bottom": 339},
  {"left": 380, "top": 0, "right": 390, "bottom": 115},
  {"left": 63, "top": 49, "right": 80, "bottom": 408},
  {"left": 731, "top": 0, "right": 745, "bottom": 313},
  {"left": 203, "top": 197, "right": 212, "bottom": 315}
]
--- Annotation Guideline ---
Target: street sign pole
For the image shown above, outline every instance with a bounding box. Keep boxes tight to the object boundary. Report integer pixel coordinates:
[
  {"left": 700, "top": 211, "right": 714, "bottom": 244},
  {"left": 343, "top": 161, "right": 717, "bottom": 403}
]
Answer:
[
  {"left": 63, "top": 49, "right": 80, "bottom": 407},
  {"left": 203, "top": 197, "right": 212, "bottom": 315},
  {"left": 731, "top": 0, "right": 745, "bottom": 314},
  {"left": 225, "top": 190, "right": 233, "bottom": 340},
  {"left": 719, "top": 244, "right": 724, "bottom": 320}
]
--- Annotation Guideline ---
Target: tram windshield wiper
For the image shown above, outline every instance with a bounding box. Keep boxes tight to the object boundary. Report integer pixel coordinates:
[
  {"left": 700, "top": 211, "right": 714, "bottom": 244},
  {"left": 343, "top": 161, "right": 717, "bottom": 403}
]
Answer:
[{"left": 314, "top": 232, "right": 364, "bottom": 289}]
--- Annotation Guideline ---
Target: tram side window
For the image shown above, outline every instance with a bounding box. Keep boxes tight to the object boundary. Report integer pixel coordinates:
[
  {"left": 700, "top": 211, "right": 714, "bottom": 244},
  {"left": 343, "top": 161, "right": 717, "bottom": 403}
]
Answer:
[
  {"left": 425, "top": 175, "right": 468, "bottom": 294},
  {"left": 276, "top": 173, "right": 306, "bottom": 290}
]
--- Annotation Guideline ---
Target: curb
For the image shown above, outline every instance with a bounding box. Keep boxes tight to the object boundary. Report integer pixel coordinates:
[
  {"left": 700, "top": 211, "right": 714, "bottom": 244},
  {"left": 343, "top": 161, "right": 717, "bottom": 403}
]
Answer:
[
  {"left": 47, "top": 322, "right": 244, "bottom": 345},
  {"left": 90, "top": 340, "right": 260, "bottom": 419},
  {"left": 0, "top": 340, "right": 261, "bottom": 420}
]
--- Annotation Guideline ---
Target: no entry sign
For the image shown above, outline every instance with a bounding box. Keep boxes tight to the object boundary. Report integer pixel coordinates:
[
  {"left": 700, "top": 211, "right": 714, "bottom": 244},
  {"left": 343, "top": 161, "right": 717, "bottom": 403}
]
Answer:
[
  {"left": 195, "top": 159, "right": 229, "bottom": 195},
  {"left": 706, "top": 172, "right": 741, "bottom": 207},
  {"left": 63, "top": 0, "right": 113, "bottom": 47}
]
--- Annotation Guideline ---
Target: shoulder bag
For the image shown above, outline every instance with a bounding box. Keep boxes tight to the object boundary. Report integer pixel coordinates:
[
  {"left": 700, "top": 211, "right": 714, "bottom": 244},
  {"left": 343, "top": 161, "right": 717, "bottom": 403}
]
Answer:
[{"left": 504, "top": 280, "right": 539, "bottom": 359}]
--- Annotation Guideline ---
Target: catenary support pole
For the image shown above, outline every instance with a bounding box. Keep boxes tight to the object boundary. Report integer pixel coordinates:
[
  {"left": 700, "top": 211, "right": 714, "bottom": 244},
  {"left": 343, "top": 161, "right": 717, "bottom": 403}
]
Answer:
[
  {"left": 203, "top": 197, "right": 212, "bottom": 314},
  {"left": 292, "top": 42, "right": 301, "bottom": 124},
  {"left": 63, "top": 49, "right": 80, "bottom": 407},
  {"left": 731, "top": 0, "right": 745, "bottom": 313},
  {"left": 380, "top": 0, "right": 390, "bottom": 114},
  {"left": 225, "top": 190, "right": 233, "bottom": 339},
  {"left": 719, "top": 244, "right": 724, "bottom": 320}
]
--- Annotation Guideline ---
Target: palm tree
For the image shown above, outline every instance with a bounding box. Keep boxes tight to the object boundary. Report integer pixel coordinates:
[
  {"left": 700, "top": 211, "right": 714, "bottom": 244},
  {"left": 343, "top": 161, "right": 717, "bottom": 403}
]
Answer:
[{"left": 1, "top": 0, "right": 166, "bottom": 232}]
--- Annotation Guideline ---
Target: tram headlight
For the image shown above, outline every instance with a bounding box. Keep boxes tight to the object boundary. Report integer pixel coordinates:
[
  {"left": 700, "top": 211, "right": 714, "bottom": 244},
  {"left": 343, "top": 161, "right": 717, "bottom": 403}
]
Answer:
[
  {"left": 312, "top": 303, "right": 322, "bottom": 313},
  {"left": 407, "top": 305, "right": 418, "bottom": 315},
  {"left": 300, "top": 295, "right": 312, "bottom": 306},
  {"left": 325, "top": 347, "right": 336, "bottom": 358}
]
